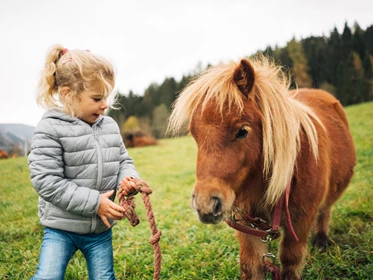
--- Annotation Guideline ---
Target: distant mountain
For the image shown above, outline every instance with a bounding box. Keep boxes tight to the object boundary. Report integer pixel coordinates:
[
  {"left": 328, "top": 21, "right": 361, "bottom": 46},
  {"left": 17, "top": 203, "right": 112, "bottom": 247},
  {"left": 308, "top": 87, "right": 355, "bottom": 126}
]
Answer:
[{"left": 0, "top": 123, "right": 35, "bottom": 154}]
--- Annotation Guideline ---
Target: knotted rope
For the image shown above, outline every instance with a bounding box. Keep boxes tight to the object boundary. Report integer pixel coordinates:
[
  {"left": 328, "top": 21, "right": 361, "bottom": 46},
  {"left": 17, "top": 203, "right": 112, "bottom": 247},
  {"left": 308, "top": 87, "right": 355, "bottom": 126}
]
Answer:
[
  {"left": 121, "top": 196, "right": 140, "bottom": 226},
  {"left": 119, "top": 179, "right": 162, "bottom": 280},
  {"left": 264, "top": 260, "right": 281, "bottom": 280}
]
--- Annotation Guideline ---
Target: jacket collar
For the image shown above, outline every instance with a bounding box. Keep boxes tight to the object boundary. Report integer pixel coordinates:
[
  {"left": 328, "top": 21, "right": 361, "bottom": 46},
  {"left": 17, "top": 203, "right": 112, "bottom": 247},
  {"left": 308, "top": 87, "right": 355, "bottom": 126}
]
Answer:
[{"left": 42, "top": 109, "right": 104, "bottom": 127}]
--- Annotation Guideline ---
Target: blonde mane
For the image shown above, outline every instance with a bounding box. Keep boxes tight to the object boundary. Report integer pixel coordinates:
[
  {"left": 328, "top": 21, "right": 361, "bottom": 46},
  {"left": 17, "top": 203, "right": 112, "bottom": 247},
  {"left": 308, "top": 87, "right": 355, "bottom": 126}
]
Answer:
[{"left": 168, "top": 56, "right": 323, "bottom": 206}]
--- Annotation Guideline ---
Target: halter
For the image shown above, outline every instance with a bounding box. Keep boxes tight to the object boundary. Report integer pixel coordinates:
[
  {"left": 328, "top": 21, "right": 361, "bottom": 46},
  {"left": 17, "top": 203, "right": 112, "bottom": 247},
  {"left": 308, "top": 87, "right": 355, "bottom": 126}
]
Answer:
[
  {"left": 225, "top": 181, "right": 298, "bottom": 242},
  {"left": 224, "top": 181, "right": 298, "bottom": 279}
]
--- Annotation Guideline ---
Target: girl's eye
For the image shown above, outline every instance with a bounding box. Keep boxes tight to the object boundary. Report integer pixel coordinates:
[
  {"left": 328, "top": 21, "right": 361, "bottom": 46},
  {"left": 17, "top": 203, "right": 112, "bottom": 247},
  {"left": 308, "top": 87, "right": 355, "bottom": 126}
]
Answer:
[
  {"left": 93, "top": 98, "right": 102, "bottom": 102},
  {"left": 236, "top": 127, "right": 248, "bottom": 139}
]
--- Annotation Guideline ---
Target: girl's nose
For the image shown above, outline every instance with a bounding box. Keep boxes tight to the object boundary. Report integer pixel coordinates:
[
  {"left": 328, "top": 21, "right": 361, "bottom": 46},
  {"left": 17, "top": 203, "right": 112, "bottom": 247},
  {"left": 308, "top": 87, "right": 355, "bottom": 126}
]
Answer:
[{"left": 101, "top": 100, "right": 108, "bottom": 109}]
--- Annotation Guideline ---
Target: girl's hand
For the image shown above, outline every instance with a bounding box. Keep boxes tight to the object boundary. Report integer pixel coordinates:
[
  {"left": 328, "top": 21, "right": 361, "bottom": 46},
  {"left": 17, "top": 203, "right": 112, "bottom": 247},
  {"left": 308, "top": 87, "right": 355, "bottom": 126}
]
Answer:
[
  {"left": 119, "top": 176, "right": 138, "bottom": 198},
  {"left": 97, "top": 190, "right": 125, "bottom": 228}
]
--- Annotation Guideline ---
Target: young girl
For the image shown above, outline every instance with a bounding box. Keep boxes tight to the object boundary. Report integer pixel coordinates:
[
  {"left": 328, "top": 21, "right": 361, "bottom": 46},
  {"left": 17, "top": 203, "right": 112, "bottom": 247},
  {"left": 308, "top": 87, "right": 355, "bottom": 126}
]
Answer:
[{"left": 28, "top": 45, "right": 140, "bottom": 280}]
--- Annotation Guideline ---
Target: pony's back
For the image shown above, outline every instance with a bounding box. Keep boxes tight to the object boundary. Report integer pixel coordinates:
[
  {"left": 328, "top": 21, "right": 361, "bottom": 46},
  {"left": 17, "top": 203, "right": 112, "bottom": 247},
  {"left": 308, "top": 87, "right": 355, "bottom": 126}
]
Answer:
[{"left": 295, "top": 88, "right": 356, "bottom": 205}]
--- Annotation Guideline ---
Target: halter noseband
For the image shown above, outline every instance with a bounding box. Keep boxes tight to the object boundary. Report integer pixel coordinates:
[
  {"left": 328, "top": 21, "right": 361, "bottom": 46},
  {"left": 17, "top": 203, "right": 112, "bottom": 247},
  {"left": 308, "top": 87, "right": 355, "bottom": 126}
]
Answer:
[{"left": 224, "top": 181, "right": 299, "bottom": 242}]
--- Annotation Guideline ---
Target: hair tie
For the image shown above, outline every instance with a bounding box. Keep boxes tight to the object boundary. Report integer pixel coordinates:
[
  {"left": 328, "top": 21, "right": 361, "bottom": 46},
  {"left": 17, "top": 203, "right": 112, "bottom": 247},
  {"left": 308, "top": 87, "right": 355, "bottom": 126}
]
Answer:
[
  {"left": 59, "top": 48, "right": 90, "bottom": 65},
  {"left": 61, "top": 48, "right": 69, "bottom": 55}
]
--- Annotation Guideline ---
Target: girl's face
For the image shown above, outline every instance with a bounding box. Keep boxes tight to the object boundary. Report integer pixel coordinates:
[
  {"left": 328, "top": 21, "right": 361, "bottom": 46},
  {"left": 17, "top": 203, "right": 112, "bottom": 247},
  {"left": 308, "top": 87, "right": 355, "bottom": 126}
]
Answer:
[{"left": 77, "top": 87, "right": 109, "bottom": 125}]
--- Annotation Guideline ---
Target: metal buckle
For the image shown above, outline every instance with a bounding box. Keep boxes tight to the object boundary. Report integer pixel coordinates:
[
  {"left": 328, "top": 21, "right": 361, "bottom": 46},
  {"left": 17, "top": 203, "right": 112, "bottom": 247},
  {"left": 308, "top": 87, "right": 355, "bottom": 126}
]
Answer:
[
  {"left": 262, "top": 239, "right": 276, "bottom": 263},
  {"left": 263, "top": 252, "right": 276, "bottom": 262},
  {"left": 261, "top": 234, "right": 273, "bottom": 243},
  {"left": 261, "top": 228, "right": 281, "bottom": 243},
  {"left": 253, "top": 217, "right": 268, "bottom": 224}
]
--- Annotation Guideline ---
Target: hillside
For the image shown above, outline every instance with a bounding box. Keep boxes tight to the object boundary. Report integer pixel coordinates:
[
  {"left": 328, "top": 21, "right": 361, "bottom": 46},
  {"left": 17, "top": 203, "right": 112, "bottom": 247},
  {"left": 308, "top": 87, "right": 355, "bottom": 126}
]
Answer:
[{"left": 0, "top": 123, "right": 35, "bottom": 155}]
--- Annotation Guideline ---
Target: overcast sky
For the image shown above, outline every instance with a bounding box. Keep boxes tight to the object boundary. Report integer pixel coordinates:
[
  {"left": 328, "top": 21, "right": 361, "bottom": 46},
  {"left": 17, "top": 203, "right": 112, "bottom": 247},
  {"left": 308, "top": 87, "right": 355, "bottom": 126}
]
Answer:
[{"left": 0, "top": 0, "right": 372, "bottom": 127}]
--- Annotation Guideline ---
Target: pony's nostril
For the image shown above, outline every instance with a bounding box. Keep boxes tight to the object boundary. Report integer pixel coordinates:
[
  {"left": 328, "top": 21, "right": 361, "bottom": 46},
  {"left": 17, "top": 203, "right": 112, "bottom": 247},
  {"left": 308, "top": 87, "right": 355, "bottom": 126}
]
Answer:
[
  {"left": 192, "top": 194, "right": 197, "bottom": 210},
  {"left": 212, "top": 197, "right": 222, "bottom": 216}
]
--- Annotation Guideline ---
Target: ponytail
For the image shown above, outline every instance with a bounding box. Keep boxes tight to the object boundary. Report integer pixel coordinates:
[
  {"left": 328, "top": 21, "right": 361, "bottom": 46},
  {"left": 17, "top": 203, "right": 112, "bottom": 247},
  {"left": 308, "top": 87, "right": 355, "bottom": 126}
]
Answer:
[{"left": 37, "top": 44, "right": 65, "bottom": 109}]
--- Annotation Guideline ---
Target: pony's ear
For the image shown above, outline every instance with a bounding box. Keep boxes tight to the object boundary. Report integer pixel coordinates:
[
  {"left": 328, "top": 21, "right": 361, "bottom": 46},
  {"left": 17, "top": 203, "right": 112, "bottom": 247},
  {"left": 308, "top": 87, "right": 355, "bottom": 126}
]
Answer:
[{"left": 233, "top": 59, "right": 255, "bottom": 97}]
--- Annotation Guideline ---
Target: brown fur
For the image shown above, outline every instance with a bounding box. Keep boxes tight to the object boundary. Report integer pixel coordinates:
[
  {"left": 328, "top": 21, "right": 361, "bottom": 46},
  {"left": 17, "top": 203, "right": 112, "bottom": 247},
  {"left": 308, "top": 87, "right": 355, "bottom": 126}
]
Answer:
[
  {"left": 0, "top": 150, "right": 9, "bottom": 159},
  {"left": 123, "top": 131, "right": 158, "bottom": 148},
  {"left": 168, "top": 57, "right": 356, "bottom": 279},
  {"left": 132, "top": 136, "right": 158, "bottom": 147}
]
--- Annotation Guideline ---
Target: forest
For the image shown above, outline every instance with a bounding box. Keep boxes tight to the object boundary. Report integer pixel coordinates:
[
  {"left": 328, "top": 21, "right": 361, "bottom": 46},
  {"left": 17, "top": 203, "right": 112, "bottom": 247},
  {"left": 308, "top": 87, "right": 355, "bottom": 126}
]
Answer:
[{"left": 109, "top": 22, "right": 373, "bottom": 139}]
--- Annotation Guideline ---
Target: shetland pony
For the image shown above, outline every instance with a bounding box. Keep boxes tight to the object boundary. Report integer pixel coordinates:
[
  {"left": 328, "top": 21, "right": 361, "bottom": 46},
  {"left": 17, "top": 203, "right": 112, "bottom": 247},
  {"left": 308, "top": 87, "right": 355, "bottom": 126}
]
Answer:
[{"left": 167, "top": 56, "right": 356, "bottom": 279}]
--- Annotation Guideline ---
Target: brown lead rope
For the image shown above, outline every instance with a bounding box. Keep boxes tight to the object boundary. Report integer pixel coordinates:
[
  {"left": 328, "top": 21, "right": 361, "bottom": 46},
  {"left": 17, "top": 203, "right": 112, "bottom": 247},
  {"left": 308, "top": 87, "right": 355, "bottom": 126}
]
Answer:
[{"left": 120, "top": 180, "right": 162, "bottom": 280}]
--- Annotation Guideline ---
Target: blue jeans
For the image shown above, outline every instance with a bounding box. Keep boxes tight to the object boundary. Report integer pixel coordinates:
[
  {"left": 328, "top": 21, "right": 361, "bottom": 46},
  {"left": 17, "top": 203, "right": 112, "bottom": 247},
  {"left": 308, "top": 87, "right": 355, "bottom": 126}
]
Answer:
[{"left": 31, "top": 227, "right": 116, "bottom": 280}]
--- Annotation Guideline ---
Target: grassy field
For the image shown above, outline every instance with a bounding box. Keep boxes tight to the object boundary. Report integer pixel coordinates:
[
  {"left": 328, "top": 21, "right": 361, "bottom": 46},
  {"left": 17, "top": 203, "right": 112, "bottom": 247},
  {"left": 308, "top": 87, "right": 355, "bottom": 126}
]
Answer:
[{"left": 0, "top": 101, "right": 372, "bottom": 279}]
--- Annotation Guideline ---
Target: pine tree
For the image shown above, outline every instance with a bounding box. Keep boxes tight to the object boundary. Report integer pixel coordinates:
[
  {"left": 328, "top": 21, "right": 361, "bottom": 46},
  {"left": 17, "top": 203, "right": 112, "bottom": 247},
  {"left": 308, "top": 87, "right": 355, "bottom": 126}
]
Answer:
[
  {"left": 336, "top": 52, "right": 355, "bottom": 105},
  {"left": 327, "top": 27, "right": 342, "bottom": 86},
  {"left": 302, "top": 36, "right": 328, "bottom": 88},
  {"left": 159, "top": 77, "right": 177, "bottom": 109},
  {"left": 341, "top": 22, "right": 353, "bottom": 57},
  {"left": 352, "top": 22, "right": 366, "bottom": 60},
  {"left": 363, "top": 26, "right": 373, "bottom": 56}
]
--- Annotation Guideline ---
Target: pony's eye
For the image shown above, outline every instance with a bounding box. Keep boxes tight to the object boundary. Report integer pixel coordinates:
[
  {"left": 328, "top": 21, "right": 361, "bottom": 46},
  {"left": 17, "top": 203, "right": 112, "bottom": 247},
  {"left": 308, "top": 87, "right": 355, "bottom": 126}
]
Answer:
[{"left": 236, "top": 128, "right": 248, "bottom": 139}]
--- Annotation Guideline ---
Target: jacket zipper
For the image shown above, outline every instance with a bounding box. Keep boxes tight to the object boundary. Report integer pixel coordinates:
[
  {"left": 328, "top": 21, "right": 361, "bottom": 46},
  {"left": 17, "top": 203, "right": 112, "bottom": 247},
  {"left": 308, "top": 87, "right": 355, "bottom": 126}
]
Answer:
[
  {"left": 92, "top": 125, "right": 103, "bottom": 232},
  {"left": 93, "top": 127, "right": 103, "bottom": 189}
]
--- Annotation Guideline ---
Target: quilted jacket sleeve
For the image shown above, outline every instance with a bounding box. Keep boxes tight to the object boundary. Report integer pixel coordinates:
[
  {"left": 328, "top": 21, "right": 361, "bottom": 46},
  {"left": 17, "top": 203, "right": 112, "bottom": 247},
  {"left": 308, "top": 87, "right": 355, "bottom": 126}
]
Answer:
[
  {"left": 118, "top": 141, "right": 140, "bottom": 178},
  {"left": 28, "top": 120, "right": 100, "bottom": 217},
  {"left": 117, "top": 138, "right": 140, "bottom": 185}
]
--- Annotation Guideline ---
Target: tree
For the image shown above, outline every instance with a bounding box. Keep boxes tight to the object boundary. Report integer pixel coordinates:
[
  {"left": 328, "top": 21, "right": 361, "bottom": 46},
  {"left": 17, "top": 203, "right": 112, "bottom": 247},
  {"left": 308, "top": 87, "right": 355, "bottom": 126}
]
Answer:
[
  {"left": 122, "top": 116, "right": 140, "bottom": 132},
  {"left": 363, "top": 26, "right": 373, "bottom": 55},
  {"left": 351, "top": 52, "right": 365, "bottom": 103},
  {"left": 326, "top": 27, "right": 342, "bottom": 85},
  {"left": 286, "top": 38, "right": 313, "bottom": 88},
  {"left": 362, "top": 55, "right": 373, "bottom": 101},
  {"left": 143, "top": 83, "right": 160, "bottom": 114},
  {"left": 152, "top": 104, "right": 169, "bottom": 138},
  {"left": 159, "top": 78, "right": 177, "bottom": 109},
  {"left": 302, "top": 36, "right": 328, "bottom": 88},
  {"left": 335, "top": 53, "right": 355, "bottom": 105},
  {"left": 352, "top": 22, "right": 366, "bottom": 60},
  {"left": 341, "top": 22, "right": 353, "bottom": 57}
]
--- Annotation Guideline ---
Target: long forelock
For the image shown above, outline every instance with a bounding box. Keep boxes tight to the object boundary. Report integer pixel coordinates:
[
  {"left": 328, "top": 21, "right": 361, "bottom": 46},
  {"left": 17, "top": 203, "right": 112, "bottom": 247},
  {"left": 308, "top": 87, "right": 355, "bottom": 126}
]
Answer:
[{"left": 167, "top": 62, "right": 245, "bottom": 135}]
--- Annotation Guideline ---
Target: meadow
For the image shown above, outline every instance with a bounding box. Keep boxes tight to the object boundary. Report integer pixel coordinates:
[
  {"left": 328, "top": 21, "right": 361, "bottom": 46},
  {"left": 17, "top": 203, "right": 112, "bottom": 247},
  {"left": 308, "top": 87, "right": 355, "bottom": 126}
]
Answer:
[{"left": 0, "top": 101, "right": 372, "bottom": 279}]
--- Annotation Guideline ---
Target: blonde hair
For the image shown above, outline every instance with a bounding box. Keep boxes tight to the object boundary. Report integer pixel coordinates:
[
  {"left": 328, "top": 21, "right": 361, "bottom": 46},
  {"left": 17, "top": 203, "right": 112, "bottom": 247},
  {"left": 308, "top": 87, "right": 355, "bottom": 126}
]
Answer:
[
  {"left": 168, "top": 55, "right": 323, "bottom": 206},
  {"left": 37, "top": 44, "right": 116, "bottom": 116}
]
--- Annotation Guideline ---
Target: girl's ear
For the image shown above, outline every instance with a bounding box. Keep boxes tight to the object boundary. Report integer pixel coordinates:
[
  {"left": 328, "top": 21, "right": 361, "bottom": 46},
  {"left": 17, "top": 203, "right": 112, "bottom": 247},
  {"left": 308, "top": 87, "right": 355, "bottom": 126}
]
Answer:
[
  {"left": 60, "top": 87, "right": 74, "bottom": 103},
  {"left": 60, "top": 86, "right": 71, "bottom": 96}
]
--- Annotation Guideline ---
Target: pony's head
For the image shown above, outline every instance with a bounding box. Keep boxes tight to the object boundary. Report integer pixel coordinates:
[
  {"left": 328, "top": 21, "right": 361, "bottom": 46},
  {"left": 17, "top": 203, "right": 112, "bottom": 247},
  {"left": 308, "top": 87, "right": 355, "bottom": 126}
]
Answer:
[{"left": 168, "top": 56, "right": 320, "bottom": 224}]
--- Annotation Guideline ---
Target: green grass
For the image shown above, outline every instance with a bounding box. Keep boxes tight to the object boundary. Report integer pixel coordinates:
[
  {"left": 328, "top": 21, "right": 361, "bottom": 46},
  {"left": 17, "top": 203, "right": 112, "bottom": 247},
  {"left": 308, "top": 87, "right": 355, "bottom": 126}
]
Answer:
[{"left": 0, "top": 101, "right": 372, "bottom": 279}]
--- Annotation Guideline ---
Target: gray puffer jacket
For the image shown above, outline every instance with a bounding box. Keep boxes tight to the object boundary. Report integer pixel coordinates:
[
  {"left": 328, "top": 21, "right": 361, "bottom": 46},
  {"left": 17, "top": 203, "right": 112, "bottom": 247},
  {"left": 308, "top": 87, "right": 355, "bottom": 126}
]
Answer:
[{"left": 28, "top": 109, "right": 139, "bottom": 234}]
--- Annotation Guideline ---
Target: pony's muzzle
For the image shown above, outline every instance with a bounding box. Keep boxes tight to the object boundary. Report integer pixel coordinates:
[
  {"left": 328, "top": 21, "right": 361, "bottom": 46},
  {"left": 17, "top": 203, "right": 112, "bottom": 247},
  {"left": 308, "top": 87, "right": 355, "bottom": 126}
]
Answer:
[{"left": 192, "top": 192, "right": 225, "bottom": 224}]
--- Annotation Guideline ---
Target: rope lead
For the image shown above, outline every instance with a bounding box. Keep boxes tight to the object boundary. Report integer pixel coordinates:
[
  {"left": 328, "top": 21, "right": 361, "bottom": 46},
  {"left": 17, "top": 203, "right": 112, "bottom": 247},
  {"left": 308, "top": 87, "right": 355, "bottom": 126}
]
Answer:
[{"left": 120, "top": 180, "right": 162, "bottom": 280}]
